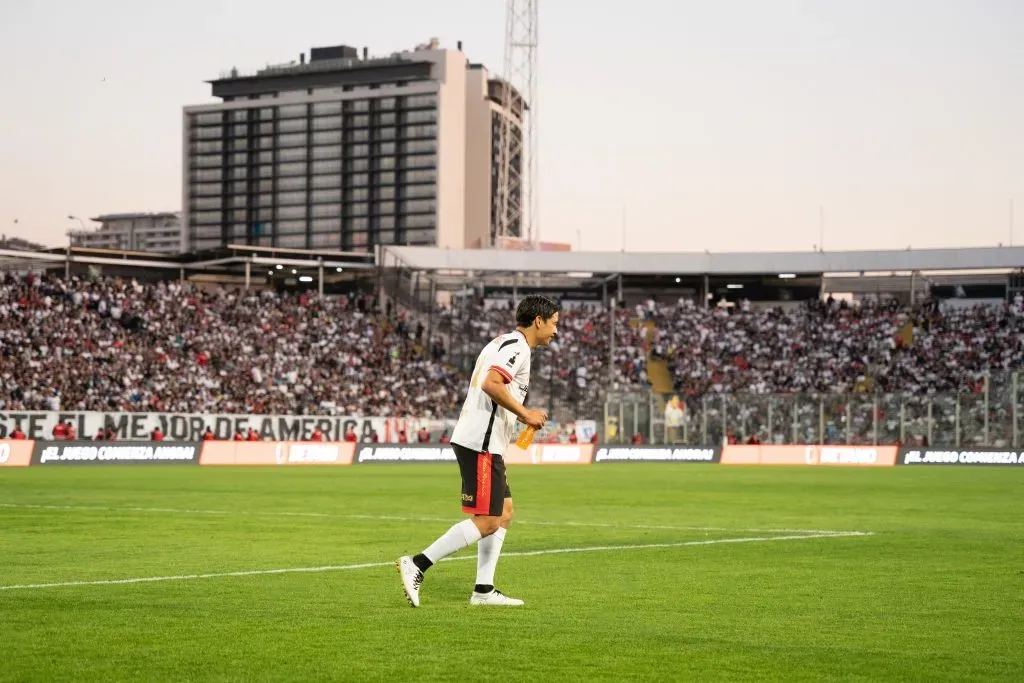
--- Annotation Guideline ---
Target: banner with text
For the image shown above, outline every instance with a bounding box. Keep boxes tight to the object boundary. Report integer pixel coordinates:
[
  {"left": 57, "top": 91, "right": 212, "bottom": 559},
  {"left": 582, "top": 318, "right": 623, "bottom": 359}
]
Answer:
[
  {"left": 200, "top": 441, "right": 356, "bottom": 466},
  {"left": 897, "top": 448, "right": 1024, "bottom": 466},
  {"left": 0, "top": 411, "right": 451, "bottom": 444},
  {"left": 31, "top": 441, "right": 202, "bottom": 466},
  {"left": 0, "top": 440, "right": 34, "bottom": 467},
  {"left": 594, "top": 446, "right": 720, "bottom": 463},
  {"left": 354, "top": 443, "right": 594, "bottom": 465},
  {"left": 721, "top": 445, "right": 898, "bottom": 467}
]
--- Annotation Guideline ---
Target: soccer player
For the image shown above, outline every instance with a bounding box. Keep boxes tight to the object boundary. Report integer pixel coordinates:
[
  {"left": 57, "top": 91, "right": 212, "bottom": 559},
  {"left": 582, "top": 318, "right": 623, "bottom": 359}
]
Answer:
[{"left": 397, "top": 295, "right": 560, "bottom": 607}]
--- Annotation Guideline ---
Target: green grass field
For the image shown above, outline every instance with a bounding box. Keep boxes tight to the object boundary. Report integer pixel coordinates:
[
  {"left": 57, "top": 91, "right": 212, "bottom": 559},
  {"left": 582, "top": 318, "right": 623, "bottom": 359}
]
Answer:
[{"left": 1, "top": 464, "right": 1022, "bottom": 682}]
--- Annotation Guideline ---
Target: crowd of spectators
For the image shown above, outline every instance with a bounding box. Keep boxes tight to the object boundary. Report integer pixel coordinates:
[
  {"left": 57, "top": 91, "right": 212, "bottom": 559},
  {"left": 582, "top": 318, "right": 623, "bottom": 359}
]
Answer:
[
  {"left": 3, "top": 274, "right": 1023, "bottom": 441},
  {"left": 0, "top": 273, "right": 461, "bottom": 418}
]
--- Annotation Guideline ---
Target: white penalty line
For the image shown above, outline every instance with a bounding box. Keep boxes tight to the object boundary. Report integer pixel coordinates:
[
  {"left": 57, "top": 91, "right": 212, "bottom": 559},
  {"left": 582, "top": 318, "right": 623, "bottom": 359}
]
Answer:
[
  {"left": 0, "top": 503, "right": 842, "bottom": 535},
  {"left": 0, "top": 531, "right": 872, "bottom": 592}
]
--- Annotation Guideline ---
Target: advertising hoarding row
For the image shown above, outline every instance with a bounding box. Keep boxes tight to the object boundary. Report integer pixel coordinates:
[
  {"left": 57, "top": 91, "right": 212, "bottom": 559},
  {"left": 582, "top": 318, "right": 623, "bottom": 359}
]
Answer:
[{"left": 3, "top": 440, "right": 1021, "bottom": 468}]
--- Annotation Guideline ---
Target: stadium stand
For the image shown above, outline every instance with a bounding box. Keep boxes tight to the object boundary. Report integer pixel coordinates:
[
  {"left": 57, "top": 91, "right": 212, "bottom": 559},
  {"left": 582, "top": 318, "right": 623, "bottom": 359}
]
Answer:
[{"left": 4, "top": 272, "right": 1023, "bottom": 446}]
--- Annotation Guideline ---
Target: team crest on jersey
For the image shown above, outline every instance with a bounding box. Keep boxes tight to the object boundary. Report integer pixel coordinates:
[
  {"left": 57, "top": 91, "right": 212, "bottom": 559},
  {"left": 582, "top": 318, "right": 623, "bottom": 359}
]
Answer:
[{"left": 506, "top": 353, "right": 519, "bottom": 368}]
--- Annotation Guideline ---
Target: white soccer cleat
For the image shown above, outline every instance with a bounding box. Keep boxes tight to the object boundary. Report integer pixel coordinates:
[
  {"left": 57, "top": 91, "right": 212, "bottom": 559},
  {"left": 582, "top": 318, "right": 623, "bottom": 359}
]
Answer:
[
  {"left": 396, "top": 556, "right": 423, "bottom": 608},
  {"left": 470, "top": 589, "right": 524, "bottom": 606}
]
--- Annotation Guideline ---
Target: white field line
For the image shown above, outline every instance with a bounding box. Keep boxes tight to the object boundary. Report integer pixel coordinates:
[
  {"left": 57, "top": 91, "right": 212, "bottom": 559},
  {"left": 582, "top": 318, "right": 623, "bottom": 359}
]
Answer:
[
  {"left": 0, "top": 531, "right": 872, "bottom": 592},
  {"left": 0, "top": 503, "right": 847, "bottom": 535}
]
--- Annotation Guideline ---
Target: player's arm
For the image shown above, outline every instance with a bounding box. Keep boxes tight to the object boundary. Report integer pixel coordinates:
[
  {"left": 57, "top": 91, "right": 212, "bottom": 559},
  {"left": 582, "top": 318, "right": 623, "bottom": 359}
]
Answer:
[{"left": 482, "top": 370, "right": 546, "bottom": 429}]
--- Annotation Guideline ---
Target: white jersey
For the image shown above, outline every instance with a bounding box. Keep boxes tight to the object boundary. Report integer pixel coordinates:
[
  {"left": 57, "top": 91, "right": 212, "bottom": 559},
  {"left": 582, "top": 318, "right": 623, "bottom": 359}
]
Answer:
[{"left": 450, "top": 330, "right": 531, "bottom": 456}]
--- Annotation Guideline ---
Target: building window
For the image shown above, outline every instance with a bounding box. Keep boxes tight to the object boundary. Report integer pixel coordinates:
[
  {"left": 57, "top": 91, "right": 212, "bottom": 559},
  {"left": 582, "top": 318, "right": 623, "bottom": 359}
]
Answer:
[
  {"left": 313, "top": 101, "right": 343, "bottom": 116},
  {"left": 191, "top": 169, "right": 222, "bottom": 182},
  {"left": 191, "top": 196, "right": 221, "bottom": 210},
  {"left": 311, "top": 174, "right": 341, "bottom": 189},
  {"left": 193, "top": 140, "right": 223, "bottom": 154},
  {"left": 405, "top": 228, "right": 435, "bottom": 244},
  {"left": 194, "top": 112, "right": 224, "bottom": 126},
  {"left": 276, "top": 219, "right": 306, "bottom": 233},
  {"left": 312, "top": 204, "right": 341, "bottom": 218},
  {"left": 349, "top": 143, "right": 369, "bottom": 157},
  {"left": 275, "top": 234, "right": 306, "bottom": 248},
  {"left": 347, "top": 188, "right": 368, "bottom": 202},
  {"left": 277, "top": 161, "right": 306, "bottom": 176},
  {"left": 402, "top": 214, "right": 436, "bottom": 228},
  {"left": 312, "top": 115, "right": 342, "bottom": 131},
  {"left": 378, "top": 186, "right": 395, "bottom": 200},
  {"left": 402, "top": 124, "right": 437, "bottom": 139},
  {"left": 278, "top": 117, "right": 307, "bottom": 133},
  {"left": 346, "top": 158, "right": 369, "bottom": 173},
  {"left": 378, "top": 126, "right": 396, "bottom": 140},
  {"left": 277, "top": 205, "right": 307, "bottom": 220},
  {"left": 405, "top": 199, "right": 436, "bottom": 214},
  {"left": 404, "top": 169, "right": 436, "bottom": 183},
  {"left": 379, "top": 97, "right": 397, "bottom": 110},
  {"left": 193, "top": 126, "right": 222, "bottom": 140},
  {"left": 378, "top": 171, "right": 395, "bottom": 185},
  {"left": 349, "top": 100, "right": 370, "bottom": 113},
  {"left": 312, "top": 130, "right": 343, "bottom": 145},
  {"left": 376, "top": 156, "right": 395, "bottom": 171},
  {"left": 311, "top": 159, "right": 342, "bottom": 174},
  {"left": 192, "top": 154, "right": 222, "bottom": 168},
  {"left": 347, "top": 129, "right": 369, "bottom": 143},
  {"left": 312, "top": 145, "right": 341, "bottom": 160},
  {"left": 278, "top": 147, "right": 307, "bottom": 162},
  {"left": 311, "top": 218, "right": 341, "bottom": 231},
  {"left": 377, "top": 215, "right": 396, "bottom": 230},
  {"left": 404, "top": 94, "right": 437, "bottom": 109},
  {"left": 277, "top": 132, "right": 306, "bottom": 147},
  {"left": 349, "top": 202, "right": 368, "bottom": 216},
  {"left": 278, "top": 175, "right": 306, "bottom": 191},
  {"left": 312, "top": 188, "right": 342, "bottom": 203},
  {"left": 193, "top": 211, "right": 222, "bottom": 223},
  {"left": 403, "top": 183, "right": 435, "bottom": 199},
  {"left": 310, "top": 232, "right": 340, "bottom": 247},
  {"left": 403, "top": 153, "right": 437, "bottom": 169},
  {"left": 404, "top": 110, "right": 437, "bottom": 124},
  {"left": 349, "top": 173, "right": 369, "bottom": 186},
  {"left": 278, "top": 103, "right": 307, "bottom": 118},
  {"left": 404, "top": 140, "right": 436, "bottom": 154},
  {"left": 276, "top": 190, "right": 307, "bottom": 205}
]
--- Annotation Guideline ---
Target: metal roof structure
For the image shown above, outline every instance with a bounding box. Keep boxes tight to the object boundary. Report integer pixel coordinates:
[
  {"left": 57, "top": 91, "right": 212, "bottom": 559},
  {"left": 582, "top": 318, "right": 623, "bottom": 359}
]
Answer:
[{"left": 381, "top": 245, "right": 1024, "bottom": 275}]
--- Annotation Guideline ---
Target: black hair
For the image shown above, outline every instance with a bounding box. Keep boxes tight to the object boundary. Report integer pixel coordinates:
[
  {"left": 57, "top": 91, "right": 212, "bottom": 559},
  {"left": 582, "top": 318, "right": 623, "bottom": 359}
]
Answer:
[{"left": 515, "top": 295, "right": 560, "bottom": 328}]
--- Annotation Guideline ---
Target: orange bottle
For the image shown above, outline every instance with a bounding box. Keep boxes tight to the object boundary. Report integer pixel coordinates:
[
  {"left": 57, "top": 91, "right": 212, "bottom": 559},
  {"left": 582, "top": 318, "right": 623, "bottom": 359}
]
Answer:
[{"left": 515, "top": 426, "right": 536, "bottom": 449}]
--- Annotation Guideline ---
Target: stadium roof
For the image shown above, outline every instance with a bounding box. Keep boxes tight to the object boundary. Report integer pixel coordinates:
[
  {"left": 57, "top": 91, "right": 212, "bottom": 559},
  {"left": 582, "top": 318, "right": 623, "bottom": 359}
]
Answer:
[{"left": 382, "top": 245, "right": 1024, "bottom": 275}]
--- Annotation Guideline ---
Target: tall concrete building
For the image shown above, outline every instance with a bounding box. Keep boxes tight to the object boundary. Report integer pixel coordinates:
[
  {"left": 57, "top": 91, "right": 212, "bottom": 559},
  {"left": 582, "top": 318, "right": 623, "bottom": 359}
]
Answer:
[
  {"left": 69, "top": 212, "right": 183, "bottom": 253},
  {"left": 182, "top": 40, "right": 523, "bottom": 253}
]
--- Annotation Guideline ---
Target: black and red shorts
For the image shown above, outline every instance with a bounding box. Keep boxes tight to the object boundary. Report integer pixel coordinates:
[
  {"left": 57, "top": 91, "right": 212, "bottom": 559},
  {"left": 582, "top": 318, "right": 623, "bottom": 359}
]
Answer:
[{"left": 453, "top": 442, "right": 512, "bottom": 516}]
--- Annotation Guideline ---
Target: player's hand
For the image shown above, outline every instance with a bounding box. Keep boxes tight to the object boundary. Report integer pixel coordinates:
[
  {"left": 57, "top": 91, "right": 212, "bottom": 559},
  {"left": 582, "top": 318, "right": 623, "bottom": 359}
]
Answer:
[{"left": 521, "top": 408, "right": 548, "bottom": 429}]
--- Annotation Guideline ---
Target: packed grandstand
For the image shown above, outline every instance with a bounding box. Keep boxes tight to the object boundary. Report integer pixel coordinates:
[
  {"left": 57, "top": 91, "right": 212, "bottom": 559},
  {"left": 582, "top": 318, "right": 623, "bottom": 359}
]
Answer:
[{"left": 3, "top": 272, "right": 1023, "bottom": 447}]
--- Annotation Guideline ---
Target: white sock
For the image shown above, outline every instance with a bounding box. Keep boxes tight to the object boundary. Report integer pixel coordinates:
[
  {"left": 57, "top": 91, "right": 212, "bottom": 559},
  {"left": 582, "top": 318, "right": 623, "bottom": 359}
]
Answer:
[
  {"left": 476, "top": 527, "right": 507, "bottom": 588},
  {"left": 422, "top": 519, "right": 482, "bottom": 564}
]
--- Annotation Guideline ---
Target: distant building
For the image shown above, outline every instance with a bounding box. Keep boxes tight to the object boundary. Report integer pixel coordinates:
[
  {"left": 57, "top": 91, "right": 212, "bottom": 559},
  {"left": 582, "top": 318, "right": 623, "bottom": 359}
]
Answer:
[
  {"left": 0, "top": 235, "right": 45, "bottom": 251},
  {"left": 69, "top": 212, "right": 183, "bottom": 253},
  {"left": 182, "top": 40, "right": 522, "bottom": 253}
]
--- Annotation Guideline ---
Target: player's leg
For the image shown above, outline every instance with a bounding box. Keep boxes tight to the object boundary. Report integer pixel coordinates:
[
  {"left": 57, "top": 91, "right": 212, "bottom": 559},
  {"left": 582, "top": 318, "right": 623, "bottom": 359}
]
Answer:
[
  {"left": 474, "top": 496, "right": 512, "bottom": 593},
  {"left": 397, "top": 446, "right": 500, "bottom": 607},
  {"left": 471, "top": 462, "right": 523, "bottom": 606}
]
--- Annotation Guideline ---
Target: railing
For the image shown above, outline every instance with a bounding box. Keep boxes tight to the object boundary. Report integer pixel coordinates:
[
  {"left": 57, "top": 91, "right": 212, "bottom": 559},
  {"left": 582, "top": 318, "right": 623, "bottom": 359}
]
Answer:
[{"left": 604, "top": 372, "right": 1022, "bottom": 447}]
